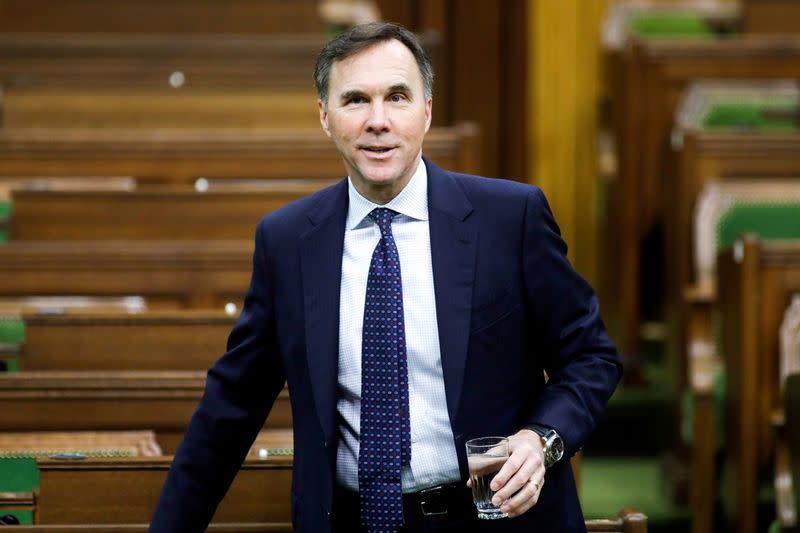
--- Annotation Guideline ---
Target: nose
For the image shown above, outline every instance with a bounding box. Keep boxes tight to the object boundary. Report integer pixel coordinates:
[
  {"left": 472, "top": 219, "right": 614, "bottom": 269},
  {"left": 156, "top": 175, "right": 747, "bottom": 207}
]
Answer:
[{"left": 365, "top": 101, "right": 389, "bottom": 133}]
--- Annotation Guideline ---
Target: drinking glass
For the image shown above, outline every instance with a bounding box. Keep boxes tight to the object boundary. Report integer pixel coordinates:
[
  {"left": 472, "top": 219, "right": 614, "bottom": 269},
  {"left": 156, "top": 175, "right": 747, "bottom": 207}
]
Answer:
[{"left": 466, "top": 436, "right": 509, "bottom": 519}]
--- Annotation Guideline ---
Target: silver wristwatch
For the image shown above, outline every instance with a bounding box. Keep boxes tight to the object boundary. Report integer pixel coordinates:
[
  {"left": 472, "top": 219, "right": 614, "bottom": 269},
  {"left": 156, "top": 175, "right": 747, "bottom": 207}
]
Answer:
[{"left": 526, "top": 424, "right": 564, "bottom": 468}]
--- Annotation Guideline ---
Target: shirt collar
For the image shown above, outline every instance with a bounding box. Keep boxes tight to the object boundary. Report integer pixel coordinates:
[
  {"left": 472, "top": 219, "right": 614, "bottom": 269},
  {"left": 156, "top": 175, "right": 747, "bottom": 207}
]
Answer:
[{"left": 346, "top": 158, "right": 429, "bottom": 230}]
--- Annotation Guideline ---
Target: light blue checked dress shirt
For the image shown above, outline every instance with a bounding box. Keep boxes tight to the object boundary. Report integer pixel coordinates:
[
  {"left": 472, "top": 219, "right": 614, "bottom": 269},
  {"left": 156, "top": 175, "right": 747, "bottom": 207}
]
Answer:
[{"left": 336, "top": 159, "right": 462, "bottom": 493}]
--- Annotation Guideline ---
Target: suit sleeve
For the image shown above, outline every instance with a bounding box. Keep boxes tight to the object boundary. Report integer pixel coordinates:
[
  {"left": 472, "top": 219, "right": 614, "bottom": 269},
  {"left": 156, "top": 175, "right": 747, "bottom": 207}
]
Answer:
[
  {"left": 522, "top": 187, "right": 622, "bottom": 458},
  {"left": 149, "top": 219, "right": 285, "bottom": 532}
]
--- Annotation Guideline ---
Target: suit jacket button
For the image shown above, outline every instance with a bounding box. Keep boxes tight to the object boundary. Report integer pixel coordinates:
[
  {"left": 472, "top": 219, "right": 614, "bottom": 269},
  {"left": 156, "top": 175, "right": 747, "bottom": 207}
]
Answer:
[{"left": 324, "top": 440, "right": 329, "bottom": 448}]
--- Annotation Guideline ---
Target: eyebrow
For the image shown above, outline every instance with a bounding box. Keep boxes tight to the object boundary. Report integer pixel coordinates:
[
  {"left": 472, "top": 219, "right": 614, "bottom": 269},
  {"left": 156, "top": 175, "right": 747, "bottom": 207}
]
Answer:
[
  {"left": 338, "top": 84, "right": 414, "bottom": 103},
  {"left": 388, "top": 83, "right": 412, "bottom": 95},
  {"left": 339, "top": 89, "right": 366, "bottom": 103}
]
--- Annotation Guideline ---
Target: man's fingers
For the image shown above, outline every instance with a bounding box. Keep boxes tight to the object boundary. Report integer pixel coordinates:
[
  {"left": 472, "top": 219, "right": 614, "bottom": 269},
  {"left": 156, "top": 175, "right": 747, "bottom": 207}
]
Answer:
[
  {"left": 501, "top": 476, "right": 544, "bottom": 517},
  {"left": 489, "top": 451, "right": 523, "bottom": 492},
  {"left": 490, "top": 455, "right": 535, "bottom": 505}
]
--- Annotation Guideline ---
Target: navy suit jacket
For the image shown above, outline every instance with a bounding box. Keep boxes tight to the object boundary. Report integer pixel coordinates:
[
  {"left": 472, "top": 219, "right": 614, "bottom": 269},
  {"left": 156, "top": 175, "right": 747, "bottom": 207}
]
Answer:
[{"left": 150, "top": 158, "right": 622, "bottom": 533}]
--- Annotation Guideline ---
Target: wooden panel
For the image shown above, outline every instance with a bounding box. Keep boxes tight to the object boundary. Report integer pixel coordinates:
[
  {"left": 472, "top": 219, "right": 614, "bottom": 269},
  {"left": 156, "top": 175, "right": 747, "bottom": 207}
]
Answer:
[
  {"left": 18, "top": 311, "right": 235, "bottom": 371},
  {"left": 742, "top": 0, "right": 800, "bottom": 34},
  {"left": 0, "top": 241, "right": 253, "bottom": 308},
  {"left": 2, "top": 87, "right": 320, "bottom": 129},
  {"left": 9, "top": 184, "right": 329, "bottom": 241},
  {"left": 0, "top": 0, "right": 324, "bottom": 34},
  {"left": 0, "top": 372, "right": 291, "bottom": 453},
  {"left": 0, "top": 124, "right": 481, "bottom": 181},
  {"left": 35, "top": 456, "right": 293, "bottom": 524}
]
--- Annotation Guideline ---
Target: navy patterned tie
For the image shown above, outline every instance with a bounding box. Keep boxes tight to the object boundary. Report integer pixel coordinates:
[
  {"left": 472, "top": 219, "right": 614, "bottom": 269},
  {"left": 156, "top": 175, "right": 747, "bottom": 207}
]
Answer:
[{"left": 359, "top": 207, "right": 411, "bottom": 533}]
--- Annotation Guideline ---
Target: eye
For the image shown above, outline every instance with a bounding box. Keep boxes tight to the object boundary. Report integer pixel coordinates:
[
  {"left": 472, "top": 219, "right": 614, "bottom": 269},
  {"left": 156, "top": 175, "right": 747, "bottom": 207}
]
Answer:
[
  {"left": 389, "top": 93, "right": 407, "bottom": 103},
  {"left": 346, "top": 95, "right": 367, "bottom": 105}
]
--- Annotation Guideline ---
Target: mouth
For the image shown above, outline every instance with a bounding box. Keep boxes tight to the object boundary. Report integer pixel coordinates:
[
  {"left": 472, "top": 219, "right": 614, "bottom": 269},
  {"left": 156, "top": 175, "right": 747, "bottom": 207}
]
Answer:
[{"left": 359, "top": 145, "right": 398, "bottom": 157}]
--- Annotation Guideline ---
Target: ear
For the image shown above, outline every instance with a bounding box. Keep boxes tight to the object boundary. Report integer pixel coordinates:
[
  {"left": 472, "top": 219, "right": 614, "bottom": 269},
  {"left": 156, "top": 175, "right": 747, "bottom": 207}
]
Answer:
[
  {"left": 318, "top": 99, "right": 331, "bottom": 137},
  {"left": 424, "top": 97, "right": 433, "bottom": 134}
]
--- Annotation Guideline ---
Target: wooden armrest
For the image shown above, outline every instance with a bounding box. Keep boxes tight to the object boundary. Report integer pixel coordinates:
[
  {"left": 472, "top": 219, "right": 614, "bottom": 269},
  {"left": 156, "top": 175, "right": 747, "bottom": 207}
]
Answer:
[
  {"left": 773, "top": 408, "right": 787, "bottom": 430},
  {"left": 684, "top": 280, "right": 716, "bottom": 304}
]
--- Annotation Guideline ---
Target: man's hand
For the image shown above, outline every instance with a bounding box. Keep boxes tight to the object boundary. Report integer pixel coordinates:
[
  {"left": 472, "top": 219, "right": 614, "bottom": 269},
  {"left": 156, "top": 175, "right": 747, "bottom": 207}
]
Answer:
[{"left": 487, "top": 429, "right": 546, "bottom": 517}]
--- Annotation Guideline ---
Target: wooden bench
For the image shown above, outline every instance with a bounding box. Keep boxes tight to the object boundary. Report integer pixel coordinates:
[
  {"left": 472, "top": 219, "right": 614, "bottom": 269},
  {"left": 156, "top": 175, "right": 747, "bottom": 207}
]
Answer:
[
  {"left": 672, "top": 103, "right": 800, "bottom": 377},
  {"left": 685, "top": 181, "right": 800, "bottom": 532},
  {"left": 0, "top": 124, "right": 481, "bottom": 182},
  {"left": 0, "top": 371, "right": 291, "bottom": 453},
  {"left": 4, "top": 450, "right": 645, "bottom": 530},
  {"left": 1, "top": 87, "right": 320, "bottom": 129},
  {"left": 7, "top": 310, "right": 235, "bottom": 372},
  {"left": 604, "top": 33, "right": 800, "bottom": 359},
  {"left": 716, "top": 235, "right": 800, "bottom": 533},
  {"left": 0, "top": 240, "right": 252, "bottom": 309},
  {"left": 33, "top": 455, "right": 293, "bottom": 525},
  {"left": 0, "top": 0, "right": 324, "bottom": 34},
  {"left": 8, "top": 183, "right": 332, "bottom": 241}
]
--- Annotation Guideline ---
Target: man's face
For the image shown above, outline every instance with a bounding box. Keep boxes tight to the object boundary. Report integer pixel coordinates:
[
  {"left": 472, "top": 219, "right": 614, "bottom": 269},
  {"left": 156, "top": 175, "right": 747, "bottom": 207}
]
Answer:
[{"left": 319, "top": 39, "right": 432, "bottom": 204}]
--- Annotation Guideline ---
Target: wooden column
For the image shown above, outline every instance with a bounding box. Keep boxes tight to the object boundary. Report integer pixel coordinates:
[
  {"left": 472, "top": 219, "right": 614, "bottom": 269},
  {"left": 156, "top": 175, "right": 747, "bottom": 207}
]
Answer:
[{"left": 528, "top": 0, "right": 608, "bottom": 284}]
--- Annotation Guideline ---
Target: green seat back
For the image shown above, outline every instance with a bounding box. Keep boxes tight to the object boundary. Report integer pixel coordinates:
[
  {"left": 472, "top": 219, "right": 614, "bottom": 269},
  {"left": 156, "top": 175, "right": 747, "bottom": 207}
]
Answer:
[
  {"left": 0, "top": 201, "right": 9, "bottom": 244},
  {"left": 629, "top": 13, "right": 715, "bottom": 38},
  {"left": 717, "top": 203, "right": 800, "bottom": 250},
  {"left": 702, "top": 100, "right": 799, "bottom": 132},
  {"left": 0, "top": 317, "right": 24, "bottom": 372},
  {"left": 0, "top": 317, "right": 25, "bottom": 345}
]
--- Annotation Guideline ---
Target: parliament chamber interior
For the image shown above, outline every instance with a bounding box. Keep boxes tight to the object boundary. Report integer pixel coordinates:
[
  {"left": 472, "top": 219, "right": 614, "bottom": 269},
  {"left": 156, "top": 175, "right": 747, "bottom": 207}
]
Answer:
[{"left": 0, "top": 0, "right": 798, "bottom": 531}]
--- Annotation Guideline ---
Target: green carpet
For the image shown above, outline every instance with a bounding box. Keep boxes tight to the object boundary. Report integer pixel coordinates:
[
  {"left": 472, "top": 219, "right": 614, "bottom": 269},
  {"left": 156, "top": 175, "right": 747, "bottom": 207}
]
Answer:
[{"left": 581, "top": 456, "right": 689, "bottom": 525}]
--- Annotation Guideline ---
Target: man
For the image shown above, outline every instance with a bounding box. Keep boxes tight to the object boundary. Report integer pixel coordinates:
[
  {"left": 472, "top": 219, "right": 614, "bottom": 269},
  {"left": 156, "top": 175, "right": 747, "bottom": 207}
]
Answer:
[{"left": 150, "top": 22, "right": 621, "bottom": 533}]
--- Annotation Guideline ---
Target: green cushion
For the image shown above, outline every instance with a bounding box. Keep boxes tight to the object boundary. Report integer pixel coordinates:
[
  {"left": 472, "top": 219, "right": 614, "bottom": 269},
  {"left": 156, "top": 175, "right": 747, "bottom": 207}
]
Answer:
[
  {"left": 717, "top": 202, "right": 800, "bottom": 250},
  {"left": 0, "top": 201, "right": 11, "bottom": 219},
  {"left": 0, "top": 510, "right": 33, "bottom": 525},
  {"left": 0, "top": 317, "right": 25, "bottom": 344},
  {"left": 0, "top": 459, "right": 38, "bottom": 492},
  {"left": 0, "top": 358, "right": 19, "bottom": 372},
  {"left": 702, "top": 100, "right": 799, "bottom": 131},
  {"left": 629, "top": 13, "right": 715, "bottom": 37}
]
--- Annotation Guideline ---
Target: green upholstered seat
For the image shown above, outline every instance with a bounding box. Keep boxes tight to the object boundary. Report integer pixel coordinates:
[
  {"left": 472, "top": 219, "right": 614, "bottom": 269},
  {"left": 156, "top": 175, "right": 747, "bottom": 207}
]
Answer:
[
  {"left": 702, "top": 100, "right": 799, "bottom": 132},
  {"left": 629, "top": 13, "right": 715, "bottom": 38}
]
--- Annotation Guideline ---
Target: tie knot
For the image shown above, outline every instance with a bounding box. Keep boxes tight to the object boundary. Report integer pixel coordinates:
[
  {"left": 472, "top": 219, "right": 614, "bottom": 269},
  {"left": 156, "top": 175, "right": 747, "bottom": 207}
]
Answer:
[{"left": 368, "top": 207, "right": 398, "bottom": 236}]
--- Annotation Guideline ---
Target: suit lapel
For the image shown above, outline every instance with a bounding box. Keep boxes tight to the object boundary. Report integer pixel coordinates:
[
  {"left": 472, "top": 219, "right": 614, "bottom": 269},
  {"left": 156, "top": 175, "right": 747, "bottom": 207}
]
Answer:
[
  {"left": 426, "top": 158, "right": 477, "bottom": 424},
  {"left": 300, "top": 180, "right": 348, "bottom": 445}
]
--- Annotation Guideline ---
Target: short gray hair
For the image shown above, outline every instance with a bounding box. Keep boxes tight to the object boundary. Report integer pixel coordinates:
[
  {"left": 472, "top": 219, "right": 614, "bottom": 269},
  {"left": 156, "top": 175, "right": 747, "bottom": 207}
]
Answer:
[{"left": 314, "top": 22, "right": 434, "bottom": 106}]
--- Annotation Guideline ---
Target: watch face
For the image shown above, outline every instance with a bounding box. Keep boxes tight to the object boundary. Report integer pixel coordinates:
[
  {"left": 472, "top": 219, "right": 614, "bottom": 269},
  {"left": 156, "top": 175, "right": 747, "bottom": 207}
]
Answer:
[{"left": 544, "top": 431, "right": 564, "bottom": 467}]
